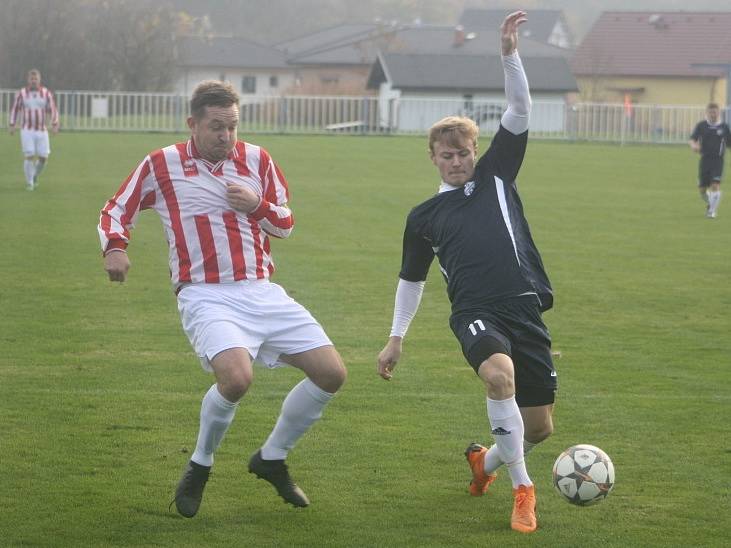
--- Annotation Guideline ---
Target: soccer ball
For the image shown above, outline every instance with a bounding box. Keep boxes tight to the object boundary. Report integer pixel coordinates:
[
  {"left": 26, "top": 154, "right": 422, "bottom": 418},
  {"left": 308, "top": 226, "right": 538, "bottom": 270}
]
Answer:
[{"left": 552, "top": 444, "right": 615, "bottom": 506}]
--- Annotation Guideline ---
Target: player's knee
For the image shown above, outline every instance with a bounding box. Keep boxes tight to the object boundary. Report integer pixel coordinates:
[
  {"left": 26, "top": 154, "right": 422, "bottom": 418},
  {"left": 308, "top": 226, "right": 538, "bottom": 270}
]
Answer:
[
  {"left": 322, "top": 355, "right": 347, "bottom": 393},
  {"left": 480, "top": 362, "right": 514, "bottom": 395},
  {"left": 525, "top": 420, "right": 553, "bottom": 444},
  {"left": 221, "top": 368, "right": 253, "bottom": 401}
]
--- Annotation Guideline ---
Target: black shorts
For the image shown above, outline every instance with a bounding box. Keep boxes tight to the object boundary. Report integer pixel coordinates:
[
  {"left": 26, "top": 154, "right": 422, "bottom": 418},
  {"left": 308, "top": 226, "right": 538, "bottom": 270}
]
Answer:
[
  {"left": 699, "top": 157, "right": 724, "bottom": 187},
  {"left": 450, "top": 295, "right": 557, "bottom": 407}
]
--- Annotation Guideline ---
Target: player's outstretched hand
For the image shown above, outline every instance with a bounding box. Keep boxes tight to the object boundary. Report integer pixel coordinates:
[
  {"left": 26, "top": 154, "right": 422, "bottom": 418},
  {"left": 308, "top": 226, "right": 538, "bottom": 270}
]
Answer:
[
  {"left": 501, "top": 10, "right": 527, "bottom": 56},
  {"left": 226, "top": 183, "right": 261, "bottom": 214},
  {"left": 104, "top": 250, "right": 130, "bottom": 283},
  {"left": 377, "top": 337, "right": 403, "bottom": 381}
]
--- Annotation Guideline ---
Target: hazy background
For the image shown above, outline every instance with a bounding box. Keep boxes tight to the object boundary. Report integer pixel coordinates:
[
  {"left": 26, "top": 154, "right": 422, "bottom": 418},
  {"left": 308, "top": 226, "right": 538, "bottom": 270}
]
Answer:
[
  {"left": 169, "top": 0, "right": 731, "bottom": 43},
  {"left": 1, "top": 0, "right": 729, "bottom": 90}
]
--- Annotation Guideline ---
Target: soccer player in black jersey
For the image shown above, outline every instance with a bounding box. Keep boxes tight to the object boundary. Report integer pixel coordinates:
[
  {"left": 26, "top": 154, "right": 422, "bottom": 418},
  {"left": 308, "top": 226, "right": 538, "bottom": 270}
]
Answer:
[
  {"left": 689, "top": 103, "right": 730, "bottom": 218},
  {"left": 377, "top": 11, "right": 553, "bottom": 534}
]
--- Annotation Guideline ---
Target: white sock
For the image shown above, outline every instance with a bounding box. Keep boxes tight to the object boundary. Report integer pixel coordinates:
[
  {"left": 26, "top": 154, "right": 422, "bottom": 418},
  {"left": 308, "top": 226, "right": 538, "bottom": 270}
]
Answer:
[
  {"left": 24, "top": 160, "right": 35, "bottom": 185},
  {"left": 34, "top": 158, "right": 46, "bottom": 179},
  {"left": 709, "top": 190, "right": 722, "bottom": 214},
  {"left": 483, "top": 444, "right": 503, "bottom": 474},
  {"left": 260, "top": 378, "right": 333, "bottom": 461},
  {"left": 487, "top": 397, "right": 532, "bottom": 487},
  {"left": 483, "top": 439, "right": 539, "bottom": 475},
  {"left": 700, "top": 190, "right": 710, "bottom": 204},
  {"left": 191, "top": 384, "right": 239, "bottom": 467}
]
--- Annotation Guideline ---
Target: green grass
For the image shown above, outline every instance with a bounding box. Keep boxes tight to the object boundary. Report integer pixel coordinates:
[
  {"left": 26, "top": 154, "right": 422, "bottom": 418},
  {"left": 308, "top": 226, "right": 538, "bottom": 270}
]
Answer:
[{"left": 1, "top": 131, "right": 729, "bottom": 547}]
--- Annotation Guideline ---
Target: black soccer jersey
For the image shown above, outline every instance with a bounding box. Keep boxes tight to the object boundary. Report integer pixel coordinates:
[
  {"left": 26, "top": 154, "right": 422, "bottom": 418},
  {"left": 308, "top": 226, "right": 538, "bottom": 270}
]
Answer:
[
  {"left": 690, "top": 120, "right": 731, "bottom": 158},
  {"left": 399, "top": 124, "right": 553, "bottom": 315}
]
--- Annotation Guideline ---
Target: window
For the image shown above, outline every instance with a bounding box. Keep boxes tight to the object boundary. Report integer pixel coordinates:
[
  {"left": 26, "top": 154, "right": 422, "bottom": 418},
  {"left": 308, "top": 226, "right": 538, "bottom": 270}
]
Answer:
[
  {"left": 241, "top": 76, "right": 256, "bottom": 94},
  {"left": 269, "top": 75, "right": 279, "bottom": 88}
]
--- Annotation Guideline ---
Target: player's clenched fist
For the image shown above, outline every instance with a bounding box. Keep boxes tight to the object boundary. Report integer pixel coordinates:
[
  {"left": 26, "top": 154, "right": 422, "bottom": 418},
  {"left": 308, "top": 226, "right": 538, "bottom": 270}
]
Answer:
[
  {"left": 226, "top": 183, "right": 261, "bottom": 214},
  {"left": 104, "top": 250, "right": 130, "bottom": 282}
]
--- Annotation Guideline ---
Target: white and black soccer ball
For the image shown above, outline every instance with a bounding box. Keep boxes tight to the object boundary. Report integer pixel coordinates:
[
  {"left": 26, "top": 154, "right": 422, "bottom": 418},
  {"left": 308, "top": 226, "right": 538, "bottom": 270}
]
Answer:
[{"left": 552, "top": 444, "right": 615, "bottom": 506}]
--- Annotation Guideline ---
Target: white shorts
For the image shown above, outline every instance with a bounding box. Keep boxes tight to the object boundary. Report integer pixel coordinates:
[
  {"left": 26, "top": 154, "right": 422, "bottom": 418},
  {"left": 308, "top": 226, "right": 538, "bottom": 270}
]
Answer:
[
  {"left": 177, "top": 280, "right": 332, "bottom": 371},
  {"left": 20, "top": 129, "right": 50, "bottom": 157}
]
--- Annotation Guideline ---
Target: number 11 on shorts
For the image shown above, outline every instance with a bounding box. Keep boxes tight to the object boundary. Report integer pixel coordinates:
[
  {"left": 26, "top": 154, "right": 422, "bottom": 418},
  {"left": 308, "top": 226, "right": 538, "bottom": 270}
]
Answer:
[{"left": 468, "top": 319, "right": 486, "bottom": 336}]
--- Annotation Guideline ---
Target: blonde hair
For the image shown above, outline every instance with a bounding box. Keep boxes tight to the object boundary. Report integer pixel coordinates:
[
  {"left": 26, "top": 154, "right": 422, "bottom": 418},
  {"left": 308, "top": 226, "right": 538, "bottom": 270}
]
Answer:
[{"left": 428, "top": 116, "right": 479, "bottom": 152}]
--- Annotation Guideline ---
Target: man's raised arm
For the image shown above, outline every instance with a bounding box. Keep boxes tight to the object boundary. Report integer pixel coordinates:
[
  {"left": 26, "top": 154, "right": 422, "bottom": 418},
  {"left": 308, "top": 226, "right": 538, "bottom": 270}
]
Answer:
[{"left": 500, "top": 11, "right": 531, "bottom": 136}]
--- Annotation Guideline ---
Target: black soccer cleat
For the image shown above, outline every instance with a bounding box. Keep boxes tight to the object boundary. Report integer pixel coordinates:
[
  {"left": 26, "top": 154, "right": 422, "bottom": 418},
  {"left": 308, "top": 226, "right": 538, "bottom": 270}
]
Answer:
[
  {"left": 172, "top": 460, "right": 211, "bottom": 518},
  {"left": 248, "top": 450, "right": 310, "bottom": 507}
]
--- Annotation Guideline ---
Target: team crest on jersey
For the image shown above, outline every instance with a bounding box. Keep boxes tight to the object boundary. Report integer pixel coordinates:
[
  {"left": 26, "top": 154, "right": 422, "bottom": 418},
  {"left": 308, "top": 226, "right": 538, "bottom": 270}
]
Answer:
[
  {"left": 182, "top": 158, "right": 198, "bottom": 176},
  {"left": 464, "top": 181, "right": 475, "bottom": 196}
]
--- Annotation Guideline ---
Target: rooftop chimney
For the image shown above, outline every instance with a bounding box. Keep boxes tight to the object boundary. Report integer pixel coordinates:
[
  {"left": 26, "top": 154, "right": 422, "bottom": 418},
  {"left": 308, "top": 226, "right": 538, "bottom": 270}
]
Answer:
[{"left": 454, "top": 25, "right": 465, "bottom": 47}]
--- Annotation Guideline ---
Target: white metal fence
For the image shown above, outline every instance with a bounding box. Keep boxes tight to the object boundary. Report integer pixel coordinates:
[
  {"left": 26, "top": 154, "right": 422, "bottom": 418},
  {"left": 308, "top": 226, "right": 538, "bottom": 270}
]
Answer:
[{"left": 0, "top": 88, "right": 717, "bottom": 144}]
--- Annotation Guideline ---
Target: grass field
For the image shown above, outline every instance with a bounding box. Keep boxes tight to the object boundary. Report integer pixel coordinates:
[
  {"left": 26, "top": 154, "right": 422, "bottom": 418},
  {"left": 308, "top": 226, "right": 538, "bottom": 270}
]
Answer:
[{"left": 1, "top": 130, "right": 729, "bottom": 547}]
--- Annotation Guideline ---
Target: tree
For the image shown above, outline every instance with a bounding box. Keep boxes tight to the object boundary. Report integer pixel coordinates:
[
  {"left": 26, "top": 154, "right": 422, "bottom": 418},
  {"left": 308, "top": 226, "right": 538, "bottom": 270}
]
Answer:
[{"left": 0, "top": 0, "right": 190, "bottom": 91}]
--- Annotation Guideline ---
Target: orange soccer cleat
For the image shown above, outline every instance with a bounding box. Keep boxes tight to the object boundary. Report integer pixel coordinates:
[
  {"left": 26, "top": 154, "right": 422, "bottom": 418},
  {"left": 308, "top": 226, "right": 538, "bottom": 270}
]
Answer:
[
  {"left": 464, "top": 443, "right": 497, "bottom": 496},
  {"left": 511, "top": 484, "right": 537, "bottom": 533}
]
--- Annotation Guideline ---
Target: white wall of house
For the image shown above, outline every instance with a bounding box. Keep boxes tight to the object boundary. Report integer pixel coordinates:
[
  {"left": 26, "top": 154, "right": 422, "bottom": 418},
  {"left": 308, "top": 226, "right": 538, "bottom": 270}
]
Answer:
[
  {"left": 175, "top": 68, "right": 296, "bottom": 99},
  {"left": 379, "top": 87, "right": 569, "bottom": 132}
]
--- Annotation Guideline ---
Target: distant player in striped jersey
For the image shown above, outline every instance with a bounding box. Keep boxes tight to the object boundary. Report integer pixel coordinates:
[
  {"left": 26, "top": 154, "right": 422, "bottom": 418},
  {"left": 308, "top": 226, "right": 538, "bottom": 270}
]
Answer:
[
  {"left": 8, "top": 69, "right": 59, "bottom": 191},
  {"left": 689, "top": 103, "right": 730, "bottom": 218},
  {"left": 98, "top": 80, "right": 346, "bottom": 518}
]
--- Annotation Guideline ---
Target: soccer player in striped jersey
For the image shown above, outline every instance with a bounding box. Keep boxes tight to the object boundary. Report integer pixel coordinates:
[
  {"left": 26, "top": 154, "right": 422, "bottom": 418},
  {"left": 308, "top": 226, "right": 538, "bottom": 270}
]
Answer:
[
  {"left": 377, "top": 12, "right": 555, "bottom": 534},
  {"left": 98, "top": 80, "right": 346, "bottom": 518},
  {"left": 8, "top": 69, "right": 59, "bottom": 191},
  {"left": 689, "top": 103, "right": 730, "bottom": 218}
]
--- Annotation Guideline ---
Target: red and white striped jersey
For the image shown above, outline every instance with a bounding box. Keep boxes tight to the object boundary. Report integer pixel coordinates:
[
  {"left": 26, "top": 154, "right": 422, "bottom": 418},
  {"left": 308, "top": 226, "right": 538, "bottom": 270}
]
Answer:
[
  {"left": 98, "top": 139, "right": 294, "bottom": 287},
  {"left": 9, "top": 86, "right": 59, "bottom": 131}
]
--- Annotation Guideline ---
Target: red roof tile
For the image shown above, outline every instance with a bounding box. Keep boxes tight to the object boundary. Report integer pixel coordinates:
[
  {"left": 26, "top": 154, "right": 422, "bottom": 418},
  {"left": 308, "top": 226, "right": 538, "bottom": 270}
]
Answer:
[{"left": 571, "top": 12, "right": 731, "bottom": 77}]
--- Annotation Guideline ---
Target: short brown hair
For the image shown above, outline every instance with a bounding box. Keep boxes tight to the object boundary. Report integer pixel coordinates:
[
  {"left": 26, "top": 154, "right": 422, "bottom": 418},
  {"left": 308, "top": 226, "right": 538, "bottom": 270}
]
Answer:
[
  {"left": 27, "top": 69, "right": 41, "bottom": 78},
  {"left": 428, "top": 116, "right": 479, "bottom": 152},
  {"left": 707, "top": 103, "right": 719, "bottom": 110},
  {"left": 190, "top": 80, "right": 239, "bottom": 119}
]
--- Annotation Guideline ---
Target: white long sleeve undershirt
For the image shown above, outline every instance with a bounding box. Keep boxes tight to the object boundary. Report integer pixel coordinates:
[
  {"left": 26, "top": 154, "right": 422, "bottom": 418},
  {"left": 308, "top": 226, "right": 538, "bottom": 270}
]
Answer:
[
  {"left": 389, "top": 279, "right": 426, "bottom": 338},
  {"left": 500, "top": 51, "right": 531, "bottom": 135}
]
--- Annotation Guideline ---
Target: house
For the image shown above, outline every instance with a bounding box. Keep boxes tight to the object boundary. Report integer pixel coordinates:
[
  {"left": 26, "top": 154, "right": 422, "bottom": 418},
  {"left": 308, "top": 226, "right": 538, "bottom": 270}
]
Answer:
[
  {"left": 459, "top": 8, "right": 574, "bottom": 49},
  {"left": 571, "top": 12, "right": 731, "bottom": 105},
  {"left": 175, "top": 36, "right": 294, "bottom": 97},
  {"left": 274, "top": 20, "right": 576, "bottom": 99},
  {"left": 274, "top": 23, "right": 396, "bottom": 94},
  {"left": 366, "top": 28, "right": 577, "bottom": 132}
]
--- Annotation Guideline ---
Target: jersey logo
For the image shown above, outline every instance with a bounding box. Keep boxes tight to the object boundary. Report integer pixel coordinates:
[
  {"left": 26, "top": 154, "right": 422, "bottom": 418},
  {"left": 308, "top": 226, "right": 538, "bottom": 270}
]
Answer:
[
  {"left": 464, "top": 181, "right": 475, "bottom": 196},
  {"left": 182, "top": 159, "right": 198, "bottom": 176}
]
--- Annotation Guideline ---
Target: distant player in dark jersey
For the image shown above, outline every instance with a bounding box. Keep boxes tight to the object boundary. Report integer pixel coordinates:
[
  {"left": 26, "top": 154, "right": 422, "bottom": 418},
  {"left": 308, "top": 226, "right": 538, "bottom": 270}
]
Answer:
[
  {"left": 689, "top": 103, "right": 730, "bottom": 218},
  {"left": 376, "top": 11, "right": 554, "bottom": 534}
]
